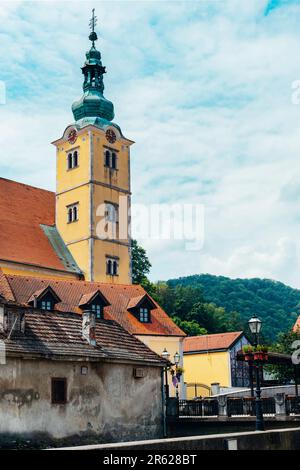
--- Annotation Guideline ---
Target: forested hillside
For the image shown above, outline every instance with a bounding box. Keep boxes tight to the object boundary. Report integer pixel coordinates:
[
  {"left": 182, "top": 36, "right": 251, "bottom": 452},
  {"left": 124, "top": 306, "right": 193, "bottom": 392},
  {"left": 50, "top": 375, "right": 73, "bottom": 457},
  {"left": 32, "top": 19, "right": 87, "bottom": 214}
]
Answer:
[{"left": 165, "top": 274, "right": 300, "bottom": 341}]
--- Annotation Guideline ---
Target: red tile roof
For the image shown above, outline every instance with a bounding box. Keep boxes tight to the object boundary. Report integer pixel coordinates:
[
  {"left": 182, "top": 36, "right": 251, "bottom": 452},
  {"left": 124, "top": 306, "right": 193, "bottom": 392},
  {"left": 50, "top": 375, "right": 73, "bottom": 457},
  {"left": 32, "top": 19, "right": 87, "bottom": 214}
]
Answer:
[
  {"left": 0, "top": 178, "right": 79, "bottom": 274},
  {"left": 0, "top": 273, "right": 185, "bottom": 337},
  {"left": 183, "top": 331, "right": 243, "bottom": 353},
  {"left": 1, "top": 304, "right": 165, "bottom": 365},
  {"left": 293, "top": 316, "right": 300, "bottom": 333}
]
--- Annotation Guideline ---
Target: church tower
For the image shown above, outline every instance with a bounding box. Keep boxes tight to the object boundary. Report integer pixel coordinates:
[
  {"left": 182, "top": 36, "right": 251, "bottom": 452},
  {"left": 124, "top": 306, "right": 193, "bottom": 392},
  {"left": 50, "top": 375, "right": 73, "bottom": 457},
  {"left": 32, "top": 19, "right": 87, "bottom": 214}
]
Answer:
[{"left": 52, "top": 11, "right": 133, "bottom": 284}]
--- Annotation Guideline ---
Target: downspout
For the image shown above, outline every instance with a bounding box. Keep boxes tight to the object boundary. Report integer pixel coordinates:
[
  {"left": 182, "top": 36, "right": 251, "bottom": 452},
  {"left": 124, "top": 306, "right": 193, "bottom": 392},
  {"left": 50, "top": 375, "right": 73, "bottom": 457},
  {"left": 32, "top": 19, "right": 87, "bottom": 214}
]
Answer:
[
  {"left": 89, "top": 131, "right": 94, "bottom": 281},
  {"left": 161, "top": 367, "right": 167, "bottom": 438}
]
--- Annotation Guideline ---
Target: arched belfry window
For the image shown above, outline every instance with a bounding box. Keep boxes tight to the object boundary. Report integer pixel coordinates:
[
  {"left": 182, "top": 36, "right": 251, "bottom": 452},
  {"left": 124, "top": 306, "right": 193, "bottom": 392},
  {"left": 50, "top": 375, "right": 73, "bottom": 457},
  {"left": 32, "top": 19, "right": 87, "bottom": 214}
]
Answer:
[
  {"left": 105, "top": 150, "right": 111, "bottom": 167},
  {"left": 67, "top": 149, "right": 79, "bottom": 170},
  {"left": 67, "top": 203, "right": 79, "bottom": 223},
  {"left": 106, "top": 257, "right": 119, "bottom": 276},
  {"left": 104, "top": 148, "right": 118, "bottom": 170},
  {"left": 67, "top": 153, "right": 73, "bottom": 170},
  {"left": 111, "top": 152, "right": 117, "bottom": 169}
]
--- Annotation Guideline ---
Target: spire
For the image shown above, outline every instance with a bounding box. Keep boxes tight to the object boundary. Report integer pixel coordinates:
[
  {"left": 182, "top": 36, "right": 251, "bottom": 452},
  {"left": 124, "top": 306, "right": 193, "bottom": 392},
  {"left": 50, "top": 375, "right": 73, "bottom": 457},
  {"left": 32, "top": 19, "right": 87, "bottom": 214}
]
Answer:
[
  {"left": 89, "top": 8, "right": 98, "bottom": 47},
  {"left": 72, "top": 9, "right": 115, "bottom": 124}
]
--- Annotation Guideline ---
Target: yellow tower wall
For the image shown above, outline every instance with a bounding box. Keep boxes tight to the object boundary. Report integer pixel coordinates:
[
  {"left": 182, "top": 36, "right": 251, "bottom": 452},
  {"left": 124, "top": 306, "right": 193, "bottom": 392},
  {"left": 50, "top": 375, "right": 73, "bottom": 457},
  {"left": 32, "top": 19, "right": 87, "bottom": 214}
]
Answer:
[{"left": 53, "top": 125, "right": 132, "bottom": 284}]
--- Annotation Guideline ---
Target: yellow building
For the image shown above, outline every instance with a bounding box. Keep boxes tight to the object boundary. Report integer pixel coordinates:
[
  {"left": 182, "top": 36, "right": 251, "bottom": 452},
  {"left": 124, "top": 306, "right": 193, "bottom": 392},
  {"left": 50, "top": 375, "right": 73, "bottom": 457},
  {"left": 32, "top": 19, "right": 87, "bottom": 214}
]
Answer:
[{"left": 183, "top": 332, "right": 250, "bottom": 398}]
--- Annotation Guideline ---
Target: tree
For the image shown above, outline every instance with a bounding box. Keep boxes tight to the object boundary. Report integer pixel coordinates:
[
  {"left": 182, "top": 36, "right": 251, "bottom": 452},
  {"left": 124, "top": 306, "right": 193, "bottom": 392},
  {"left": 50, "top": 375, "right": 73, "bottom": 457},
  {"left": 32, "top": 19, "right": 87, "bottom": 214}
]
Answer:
[
  {"left": 265, "top": 330, "right": 300, "bottom": 382},
  {"left": 172, "top": 316, "right": 207, "bottom": 336},
  {"left": 131, "top": 239, "right": 151, "bottom": 285}
]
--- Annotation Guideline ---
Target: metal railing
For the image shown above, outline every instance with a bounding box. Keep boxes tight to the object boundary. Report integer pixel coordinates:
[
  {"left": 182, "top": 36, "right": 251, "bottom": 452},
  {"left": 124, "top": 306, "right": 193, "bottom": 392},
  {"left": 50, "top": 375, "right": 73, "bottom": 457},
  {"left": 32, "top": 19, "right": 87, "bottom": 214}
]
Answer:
[
  {"left": 286, "top": 396, "right": 300, "bottom": 415},
  {"left": 179, "top": 397, "right": 276, "bottom": 417},
  {"left": 179, "top": 399, "right": 219, "bottom": 417}
]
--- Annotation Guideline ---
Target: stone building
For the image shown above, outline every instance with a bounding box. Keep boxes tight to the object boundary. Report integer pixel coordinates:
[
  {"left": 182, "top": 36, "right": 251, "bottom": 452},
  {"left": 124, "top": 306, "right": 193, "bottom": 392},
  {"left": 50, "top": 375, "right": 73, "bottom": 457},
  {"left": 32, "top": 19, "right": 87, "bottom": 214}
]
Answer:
[{"left": 0, "top": 300, "right": 165, "bottom": 444}]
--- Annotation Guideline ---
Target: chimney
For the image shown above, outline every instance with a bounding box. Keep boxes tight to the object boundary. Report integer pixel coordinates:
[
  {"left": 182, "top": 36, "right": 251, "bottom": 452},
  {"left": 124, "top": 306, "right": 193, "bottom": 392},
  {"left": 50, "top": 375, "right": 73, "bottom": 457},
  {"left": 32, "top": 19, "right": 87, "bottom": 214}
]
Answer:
[
  {"left": 0, "top": 306, "right": 25, "bottom": 336},
  {"left": 82, "top": 310, "right": 96, "bottom": 346}
]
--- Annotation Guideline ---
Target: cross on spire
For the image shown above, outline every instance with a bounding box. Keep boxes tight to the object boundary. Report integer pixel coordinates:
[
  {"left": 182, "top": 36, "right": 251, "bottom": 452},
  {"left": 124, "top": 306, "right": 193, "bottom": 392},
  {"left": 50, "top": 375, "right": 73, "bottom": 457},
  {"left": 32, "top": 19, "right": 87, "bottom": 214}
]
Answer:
[{"left": 89, "top": 8, "right": 98, "bottom": 46}]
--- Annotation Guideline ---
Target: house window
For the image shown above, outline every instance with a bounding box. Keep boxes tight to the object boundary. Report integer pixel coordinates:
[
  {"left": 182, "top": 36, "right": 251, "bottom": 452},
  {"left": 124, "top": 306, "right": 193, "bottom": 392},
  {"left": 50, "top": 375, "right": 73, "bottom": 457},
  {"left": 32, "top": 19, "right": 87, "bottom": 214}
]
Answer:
[
  {"left": 104, "top": 149, "right": 118, "bottom": 170},
  {"left": 106, "top": 257, "right": 119, "bottom": 276},
  {"left": 67, "top": 150, "right": 79, "bottom": 170},
  {"left": 91, "top": 303, "right": 102, "bottom": 319},
  {"left": 139, "top": 307, "right": 150, "bottom": 323},
  {"left": 51, "top": 378, "right": 67, "bottom": 404},
  {"left": 40, "top": 300, "right": 53, "bottom": 311},
  {"left": 67, "top": 204, "right": 79, "bottom": 223}
]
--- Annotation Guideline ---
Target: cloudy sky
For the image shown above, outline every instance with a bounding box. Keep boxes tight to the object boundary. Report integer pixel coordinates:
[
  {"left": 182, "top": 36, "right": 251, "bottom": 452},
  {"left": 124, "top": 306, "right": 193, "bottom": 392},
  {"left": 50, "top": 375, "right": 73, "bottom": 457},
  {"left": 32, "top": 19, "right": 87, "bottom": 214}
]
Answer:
[{"left": 1, "top": 0, "right": 300, "bottom": 286}]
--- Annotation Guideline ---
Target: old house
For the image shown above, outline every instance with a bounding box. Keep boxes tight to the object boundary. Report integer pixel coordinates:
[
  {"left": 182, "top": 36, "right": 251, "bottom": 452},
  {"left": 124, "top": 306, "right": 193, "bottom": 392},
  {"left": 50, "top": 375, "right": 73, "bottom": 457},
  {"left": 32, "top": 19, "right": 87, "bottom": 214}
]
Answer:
[
  {"left": 183, "top": 332, "right": 250, "bottom": 397},
  {"left": 0, "top": 300, "right": 165, "bottom": 444}
]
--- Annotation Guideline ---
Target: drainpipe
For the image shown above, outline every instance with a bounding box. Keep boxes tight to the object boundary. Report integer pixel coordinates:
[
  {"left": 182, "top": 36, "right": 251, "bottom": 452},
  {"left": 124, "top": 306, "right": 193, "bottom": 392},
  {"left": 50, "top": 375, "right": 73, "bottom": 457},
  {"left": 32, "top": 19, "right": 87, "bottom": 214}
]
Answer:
[{"left": 161, "top": 368, "right": 167, "bottom": 438}]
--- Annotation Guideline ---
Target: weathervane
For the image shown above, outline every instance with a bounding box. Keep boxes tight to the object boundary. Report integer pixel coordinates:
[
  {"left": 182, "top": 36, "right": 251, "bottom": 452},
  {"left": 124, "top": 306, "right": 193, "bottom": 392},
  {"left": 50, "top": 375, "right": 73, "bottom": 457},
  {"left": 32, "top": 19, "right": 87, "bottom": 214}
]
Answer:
[{"left": 89, "top": 8, "right": 98, "bottom": 46}]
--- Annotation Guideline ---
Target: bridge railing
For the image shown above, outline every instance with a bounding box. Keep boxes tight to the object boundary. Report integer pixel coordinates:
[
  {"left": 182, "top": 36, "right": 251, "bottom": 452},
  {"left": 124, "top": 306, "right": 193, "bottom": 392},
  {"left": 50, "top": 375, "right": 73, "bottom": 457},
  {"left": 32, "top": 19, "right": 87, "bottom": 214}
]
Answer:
[{"left": 177, "top": 395, "right": 293, "bottom": 418}]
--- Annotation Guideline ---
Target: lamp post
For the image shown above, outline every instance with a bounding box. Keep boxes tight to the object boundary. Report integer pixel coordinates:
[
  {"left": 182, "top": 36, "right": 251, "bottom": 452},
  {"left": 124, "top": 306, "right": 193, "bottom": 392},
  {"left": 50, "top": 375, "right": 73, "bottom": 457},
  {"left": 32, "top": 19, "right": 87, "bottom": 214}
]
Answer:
[
  {"left": 248, "top": 315, "right": 264, "bottom": 431},
  {"left": 161, "top": 348, "right": 170, "bottom": 399},
  {"left": 174, "top": 351, "right": 180, "bottom": 399}
]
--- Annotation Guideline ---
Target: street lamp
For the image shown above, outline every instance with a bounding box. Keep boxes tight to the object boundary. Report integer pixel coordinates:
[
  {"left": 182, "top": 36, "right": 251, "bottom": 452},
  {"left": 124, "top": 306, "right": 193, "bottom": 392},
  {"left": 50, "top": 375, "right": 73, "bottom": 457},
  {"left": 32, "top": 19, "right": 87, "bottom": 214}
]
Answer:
[
  {"left": 174, "top": 351, "right": 180, "bottom": 366},
  {"left": 248, "top": 315, "right": 264, "bottom": 431},
  {"left": 248, "top": 315, "right": 262, "bottom": 338},
  {"left": 174, "top": 352, "right": 181, "bottom": 399},
  {"left": 161, "top": 348, "right": 170, "bottom": 399}
]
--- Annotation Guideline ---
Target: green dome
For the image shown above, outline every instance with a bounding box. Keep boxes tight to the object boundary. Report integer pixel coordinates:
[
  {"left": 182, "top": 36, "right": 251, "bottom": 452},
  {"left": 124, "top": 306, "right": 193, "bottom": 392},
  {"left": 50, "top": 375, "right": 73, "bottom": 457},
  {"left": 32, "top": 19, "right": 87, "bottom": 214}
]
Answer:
[
  {"left": 72, "top": 89, "right": 114, "bottom": 122},
  {"left": 72, "top": 34, "right": 115, "bottom": 122}
]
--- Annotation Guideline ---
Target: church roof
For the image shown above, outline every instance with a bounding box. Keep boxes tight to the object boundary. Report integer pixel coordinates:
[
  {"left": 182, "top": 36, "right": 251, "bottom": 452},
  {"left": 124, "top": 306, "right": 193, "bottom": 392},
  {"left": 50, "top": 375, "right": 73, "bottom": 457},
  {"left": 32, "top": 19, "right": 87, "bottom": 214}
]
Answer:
[
  {"left": 0, "top": 273, "right": 185, "bottom": 337},
  {"left": 0, "top": 178, "right": 82, "bottom": 276}
]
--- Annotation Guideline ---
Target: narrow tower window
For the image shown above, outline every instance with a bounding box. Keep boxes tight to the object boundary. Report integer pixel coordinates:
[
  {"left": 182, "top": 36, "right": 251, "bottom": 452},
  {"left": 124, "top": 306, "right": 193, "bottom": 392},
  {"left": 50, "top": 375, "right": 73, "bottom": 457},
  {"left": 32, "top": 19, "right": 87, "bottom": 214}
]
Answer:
[
  {"left": 67, "top": 203, "right": 79, "bottom": 223},
  {"left": 67, "top": 150, "right": 79, "bottom": 170},
  {"left": 111, "top": 152, "right": 117, "bottom": 169},
  {"left": 106, "top": 257, "right": 119, "bottom": 276},
  {"left": 67, "top": 153, "right": 73, "bottom": 170},
  {"left": 105, "top": 150, "right": 110, "bottom": 167}
]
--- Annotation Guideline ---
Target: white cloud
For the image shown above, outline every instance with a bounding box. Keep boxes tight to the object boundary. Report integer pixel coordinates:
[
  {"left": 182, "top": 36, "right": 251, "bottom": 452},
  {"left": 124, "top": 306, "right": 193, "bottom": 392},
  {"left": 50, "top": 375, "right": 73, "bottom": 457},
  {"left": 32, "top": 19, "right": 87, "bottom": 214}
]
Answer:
[{"left": 1, "top": 1, "right": 300, "bottom": 287}]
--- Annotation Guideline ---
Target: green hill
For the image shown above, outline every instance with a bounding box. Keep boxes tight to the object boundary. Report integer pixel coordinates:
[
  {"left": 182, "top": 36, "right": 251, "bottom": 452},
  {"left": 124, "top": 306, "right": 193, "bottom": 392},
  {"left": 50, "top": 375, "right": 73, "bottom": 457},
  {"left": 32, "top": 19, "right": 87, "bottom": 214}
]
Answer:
[{"left": 165, "top": 274, "right": 300, "bottom": 341}]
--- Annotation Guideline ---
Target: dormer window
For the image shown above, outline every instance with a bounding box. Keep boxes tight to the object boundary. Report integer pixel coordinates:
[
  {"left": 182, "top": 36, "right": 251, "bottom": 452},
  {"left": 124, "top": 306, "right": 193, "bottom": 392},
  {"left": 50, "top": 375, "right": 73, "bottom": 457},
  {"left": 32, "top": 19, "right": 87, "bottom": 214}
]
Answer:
[
  {"left": 28, "top": 286, "right": 61, "bottom": 312},
  {"left": 40, "top": 300, "right": 53, "bottom": 311},
  {"left": 79, "top": 290, "right": 110, "bottom": 320},
  {"left": 139, "top": 307, "right": 149, "bottom": 323},
  {"left": 91, "top": 303, "right": 102, "bottom": 319},
  {"left": 104, "top": 148, "right": 118, "bottom": 170},
  {"left": 67, "top": 150, "right": 79, "bottom": 170},
  {"left": 127, "top": 294, "right": 156, "bottom": 324}
]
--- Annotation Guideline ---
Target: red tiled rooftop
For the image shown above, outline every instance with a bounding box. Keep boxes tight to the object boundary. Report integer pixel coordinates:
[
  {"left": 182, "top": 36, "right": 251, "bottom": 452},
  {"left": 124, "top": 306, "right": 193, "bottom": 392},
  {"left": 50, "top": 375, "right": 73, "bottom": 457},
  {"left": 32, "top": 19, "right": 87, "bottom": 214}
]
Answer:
[
  {"left": 0, "top": 178, "right": 73, "bottom": 273},
  {"left": 0, "top": 273, "right": 185, "bottom": 337},
  {"left": 183, "top": 331, "right": 243, "bottom": 353}
]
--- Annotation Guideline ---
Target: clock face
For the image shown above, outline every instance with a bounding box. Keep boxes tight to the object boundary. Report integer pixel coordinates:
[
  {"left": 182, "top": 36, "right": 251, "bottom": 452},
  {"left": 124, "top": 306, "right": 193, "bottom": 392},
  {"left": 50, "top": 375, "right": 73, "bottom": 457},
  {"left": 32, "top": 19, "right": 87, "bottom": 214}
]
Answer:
[
  {"left": 67, "top": 129, "right": 77, "bottom": 145},
  {"left": 106, "top": 129, "right": 117, "bottom": 144}
]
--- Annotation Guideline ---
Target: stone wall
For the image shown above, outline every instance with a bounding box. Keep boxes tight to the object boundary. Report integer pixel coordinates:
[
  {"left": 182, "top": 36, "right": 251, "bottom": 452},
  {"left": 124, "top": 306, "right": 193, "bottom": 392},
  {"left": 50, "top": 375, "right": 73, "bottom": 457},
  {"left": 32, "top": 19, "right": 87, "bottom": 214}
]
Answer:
[{"left": 0, "top": 358, "right": 163, "bottom": 443}]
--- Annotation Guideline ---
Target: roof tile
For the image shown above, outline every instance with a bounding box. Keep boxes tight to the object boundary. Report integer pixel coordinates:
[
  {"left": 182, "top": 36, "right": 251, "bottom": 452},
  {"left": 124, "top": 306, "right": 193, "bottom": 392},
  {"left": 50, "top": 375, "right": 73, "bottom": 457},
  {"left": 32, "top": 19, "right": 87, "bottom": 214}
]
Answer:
[{"left": 183, "top": 331, "right": 243, "bottom": 353}]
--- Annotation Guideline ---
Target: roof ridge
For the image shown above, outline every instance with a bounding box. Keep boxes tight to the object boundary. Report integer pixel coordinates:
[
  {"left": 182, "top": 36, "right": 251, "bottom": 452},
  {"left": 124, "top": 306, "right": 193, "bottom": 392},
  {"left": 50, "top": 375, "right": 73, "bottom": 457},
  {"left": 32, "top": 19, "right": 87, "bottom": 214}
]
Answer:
[{"left": 0, "top": 177, "right": 55, "bottom": 195}]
